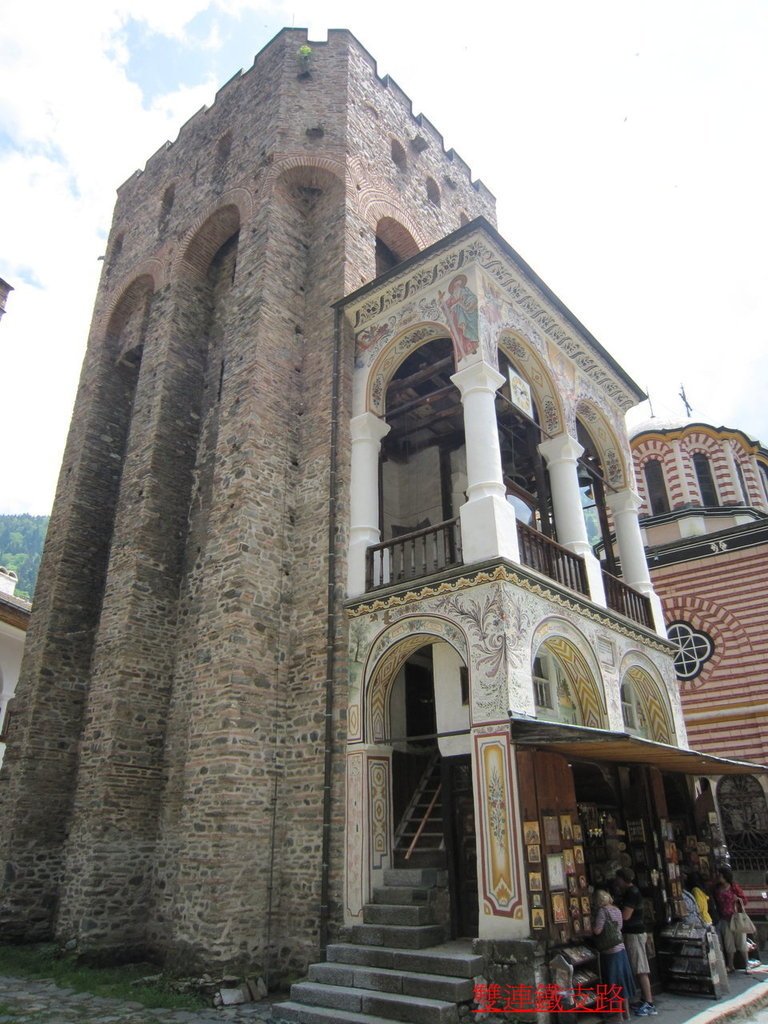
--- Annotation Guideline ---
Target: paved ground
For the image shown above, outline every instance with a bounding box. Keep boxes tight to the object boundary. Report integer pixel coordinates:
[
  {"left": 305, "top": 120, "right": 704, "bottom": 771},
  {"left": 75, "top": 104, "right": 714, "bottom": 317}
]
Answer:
[
  {"left": 0, "top": 976, "right": 286, "bottom": 1024},
  {"left": 1, "top": 969, "right": 767, "bottom": 1023}
]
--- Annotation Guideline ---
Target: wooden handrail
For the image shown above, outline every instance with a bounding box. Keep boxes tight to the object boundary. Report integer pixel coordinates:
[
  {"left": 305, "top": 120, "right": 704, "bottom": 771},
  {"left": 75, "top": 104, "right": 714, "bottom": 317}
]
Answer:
[
  {"left": 602, "top": 570, "right": 654, "bottom": 629},
  {"left": 404, "top": 783, "right": 442, "bottom": 862},
  {"left": 366, "top": 517, "right": 462, "bottom": 591},
  {"left": 516, "top": 521, "right": 590, "bottom": 597}
]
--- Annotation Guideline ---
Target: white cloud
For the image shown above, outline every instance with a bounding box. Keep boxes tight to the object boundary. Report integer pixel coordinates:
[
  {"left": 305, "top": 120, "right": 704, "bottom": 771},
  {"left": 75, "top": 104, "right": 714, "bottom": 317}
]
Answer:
[{"left": 1, "top": 0, "right": 767, "bottom": 515}]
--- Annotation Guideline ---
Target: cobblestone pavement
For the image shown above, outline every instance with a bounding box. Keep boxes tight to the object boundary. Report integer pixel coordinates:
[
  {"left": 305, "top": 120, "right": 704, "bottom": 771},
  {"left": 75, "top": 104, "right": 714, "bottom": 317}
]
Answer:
[{"left": 0, "top": 976, "right": 286, "bottom": 1024}]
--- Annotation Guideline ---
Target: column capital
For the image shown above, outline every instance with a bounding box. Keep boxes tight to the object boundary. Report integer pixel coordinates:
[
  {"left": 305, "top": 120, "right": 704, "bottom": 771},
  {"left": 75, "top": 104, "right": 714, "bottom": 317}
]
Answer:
[
  {"left": 450, "top": 360, "right": 505, "bottom": 398},
  {"left": 538, "top": 433, "right": 584, "bottom": 466},
  {"left": 350, "top": 411, "right": 390, "bottom": 444},
  {"left": 605, "top": 487, "right": 643, "bottom": 515}
]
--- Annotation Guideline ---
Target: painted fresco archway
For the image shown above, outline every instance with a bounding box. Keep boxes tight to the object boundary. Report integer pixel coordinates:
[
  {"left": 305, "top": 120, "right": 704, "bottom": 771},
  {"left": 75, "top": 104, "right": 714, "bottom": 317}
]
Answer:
[
  {"left": 347, "top": 613, "right": 526, "bottom": 938},
  {"left": 529, "top": 618, "right": 608, "bottom": 728},
  {"left": 618, "top": 655, "right": 675, "bottom": 744},
  {"left": 362, "top": 614, "right": 469, "bottom": 744}
]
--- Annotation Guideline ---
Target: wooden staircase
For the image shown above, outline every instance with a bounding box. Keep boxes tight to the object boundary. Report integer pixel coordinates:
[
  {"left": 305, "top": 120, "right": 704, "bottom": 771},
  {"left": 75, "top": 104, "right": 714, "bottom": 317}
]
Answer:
[{"left": 393, "top": 751, "right": 445, "bottom": 868}]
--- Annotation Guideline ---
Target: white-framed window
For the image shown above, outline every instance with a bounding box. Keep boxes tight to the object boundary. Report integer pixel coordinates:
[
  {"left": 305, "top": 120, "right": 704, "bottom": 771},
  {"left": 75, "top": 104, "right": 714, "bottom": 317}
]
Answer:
[
  {"left": 620, "top": 680, "right": 649, "bottom": 738},
  {"left": 533, "top": 649, "right": 580, "bottom": 725}
]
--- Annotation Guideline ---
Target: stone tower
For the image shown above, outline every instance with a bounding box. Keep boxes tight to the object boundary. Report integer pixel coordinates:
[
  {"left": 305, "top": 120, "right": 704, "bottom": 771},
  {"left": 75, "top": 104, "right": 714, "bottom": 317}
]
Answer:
[{"left": 0, "top": 29, "right": 494, "bottom": 976}]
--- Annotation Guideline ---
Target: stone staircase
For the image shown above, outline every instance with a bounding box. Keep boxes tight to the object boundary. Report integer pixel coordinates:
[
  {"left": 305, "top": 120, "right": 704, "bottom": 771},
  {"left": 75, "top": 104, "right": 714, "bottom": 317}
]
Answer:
[{"left": 273, "top": 867, "right": 481, "bottom": 1024}]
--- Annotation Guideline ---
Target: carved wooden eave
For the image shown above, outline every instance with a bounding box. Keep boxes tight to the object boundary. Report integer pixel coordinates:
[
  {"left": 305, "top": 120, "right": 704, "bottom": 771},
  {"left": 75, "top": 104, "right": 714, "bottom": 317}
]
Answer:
[{"left": 337, "top": 217, "right": 646, "bottom": 415}]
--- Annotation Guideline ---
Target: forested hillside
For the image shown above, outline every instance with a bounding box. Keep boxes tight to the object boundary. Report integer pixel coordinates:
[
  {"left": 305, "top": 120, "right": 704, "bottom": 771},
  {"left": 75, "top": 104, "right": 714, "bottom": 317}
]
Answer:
[{"left": 0, "top": 514, "right": 49, "bottom": 600}]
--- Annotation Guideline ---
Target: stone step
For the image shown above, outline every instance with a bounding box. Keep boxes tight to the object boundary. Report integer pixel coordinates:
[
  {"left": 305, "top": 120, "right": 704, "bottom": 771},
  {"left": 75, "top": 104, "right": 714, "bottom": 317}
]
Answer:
[
  {"left": 372, "top": 885, "right": 431, "bottom": 905},
  {"left": 308, "top": 960, "right": 474, "bottom": 1002},
  {"left": 393, "top": 850, "right": 447, "bottom": 869},
  {"left": 274, "top": 1002, "right": 408, "bottom": 1024},
  {"left": 363, "top": 902, "right": 434, "bottom": 926},
  {"left": 289, "top": 982, "right": 459, "bottom": 1024},
  {"left": 350, "top": 922, "right": 446, "bottom": 949},
  {"left": 383, "top": 867, "right": 439, "bottom": 887},
  {"left": 326, "top": 941, "right": 484, "bottom": 978}
]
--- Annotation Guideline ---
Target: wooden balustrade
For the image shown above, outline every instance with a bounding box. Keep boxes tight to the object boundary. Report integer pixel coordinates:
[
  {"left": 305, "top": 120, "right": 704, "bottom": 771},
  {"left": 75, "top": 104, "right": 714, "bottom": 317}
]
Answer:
[
  {"left": 365, "top": 518, "right": 463, "bottom": 591},
  {"left": 364, "top": 518, "right": 652, "bottom": 631},
  {"left": 516, "top": 521, "right": 589, "bottom": 597},
  {"left": 602, "top": 570, "right": 654, "bottom": 629}
]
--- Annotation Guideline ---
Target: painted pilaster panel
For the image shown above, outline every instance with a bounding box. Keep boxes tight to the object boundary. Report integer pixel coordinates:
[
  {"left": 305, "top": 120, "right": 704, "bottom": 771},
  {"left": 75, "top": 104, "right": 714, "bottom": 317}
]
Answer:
[{"left": 473, "top": 727, "right": 527, "bottom": 938}]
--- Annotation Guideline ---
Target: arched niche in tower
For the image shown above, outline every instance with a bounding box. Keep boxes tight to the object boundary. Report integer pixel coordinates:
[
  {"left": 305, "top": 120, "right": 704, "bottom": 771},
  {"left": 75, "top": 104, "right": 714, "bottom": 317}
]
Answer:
[{"left": 375, "top": 216, "right": 419, "bottom": 276}]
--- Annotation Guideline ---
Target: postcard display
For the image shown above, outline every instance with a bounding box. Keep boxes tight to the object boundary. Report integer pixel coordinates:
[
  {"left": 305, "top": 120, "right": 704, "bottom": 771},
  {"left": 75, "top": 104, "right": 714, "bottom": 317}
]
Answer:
[
  {"left": 527, "top": 813, "right": 604, "bottom": 1017},
  {"left": 524, "top": 813, "right": 593, "bottom": 943},
  {"left": 656, "top": 924, "right": 726, "bottom": 998}
]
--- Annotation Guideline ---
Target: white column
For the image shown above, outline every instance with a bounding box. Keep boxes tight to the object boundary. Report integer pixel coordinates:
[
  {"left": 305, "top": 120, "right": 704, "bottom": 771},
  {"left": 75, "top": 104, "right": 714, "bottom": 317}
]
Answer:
[
  {"left": 347, "top": 412, "right": 390, "bottom": 598},
  {"left": 721, "top": 441, "right": 742, "bottom": 503},
  {"left": 605, "top": 487, "right": 666, "bottom": 636},
  {"left": 450, "top": 361, "right": 520, "bottom": 563},
  {"left": 538, "top": 434, "right": 606, "bottom": 606},
  {"left": 671, "top": 440, "right": 694, "bottom": 505}
]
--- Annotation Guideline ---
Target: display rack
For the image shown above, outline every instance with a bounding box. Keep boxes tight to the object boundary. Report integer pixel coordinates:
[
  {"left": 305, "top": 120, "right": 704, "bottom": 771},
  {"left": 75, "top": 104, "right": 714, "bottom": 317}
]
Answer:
[
  {"left": 657, "top": 924, "right": 725, "bottom": 999},
  {"left": 550, "top": 944, "right": 604, "bottom": 1021}
]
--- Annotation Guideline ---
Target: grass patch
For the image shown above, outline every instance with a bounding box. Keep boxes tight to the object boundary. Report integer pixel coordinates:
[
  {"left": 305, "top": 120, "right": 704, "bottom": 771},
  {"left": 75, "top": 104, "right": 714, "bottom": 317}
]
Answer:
[{"left": 0, "top": 944, "right": 207, "bottom": 1010}]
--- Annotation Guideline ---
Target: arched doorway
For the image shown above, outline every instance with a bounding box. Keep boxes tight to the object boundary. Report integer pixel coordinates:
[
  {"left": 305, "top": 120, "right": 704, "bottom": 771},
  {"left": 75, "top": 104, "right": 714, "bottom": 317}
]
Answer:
[{"left": 362, "top": 628, "right": 477, "bottom": 936}]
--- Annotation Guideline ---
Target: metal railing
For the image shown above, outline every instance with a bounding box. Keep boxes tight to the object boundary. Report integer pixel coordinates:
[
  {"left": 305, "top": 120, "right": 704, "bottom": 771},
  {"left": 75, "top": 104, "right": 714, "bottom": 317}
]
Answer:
[
  {"left": 516, "top": 521, "right": 590, "bottom": 597},
  {"left": 365, "top": 517, "right": 463, "bottom": 591},
  {"left": 602, "top": 570, "right": 654, "bottom": 629}
]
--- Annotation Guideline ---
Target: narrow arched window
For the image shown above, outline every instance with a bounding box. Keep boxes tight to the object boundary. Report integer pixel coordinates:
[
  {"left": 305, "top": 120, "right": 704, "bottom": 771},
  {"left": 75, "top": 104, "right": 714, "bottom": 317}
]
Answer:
[
  {"left": 693, "top": 452, "right": 718, "bottom": 506},
  {"left": 391, "top": 139, "right": 407, "bottom": 170},
  {"left": 644, "top": 458, "right": 669, "bottom": 515},
  {"left": 158, "top": 184, "right": 175, "bottom": 236},
  {"left": 735, "top": 460, "right": 749, "bottom": 504},
  {"left": 426, "top": 177, "right": 440, "bottom": 207},
  {"left": 759, "top": 462, "right": 768, "bottom": 503}
]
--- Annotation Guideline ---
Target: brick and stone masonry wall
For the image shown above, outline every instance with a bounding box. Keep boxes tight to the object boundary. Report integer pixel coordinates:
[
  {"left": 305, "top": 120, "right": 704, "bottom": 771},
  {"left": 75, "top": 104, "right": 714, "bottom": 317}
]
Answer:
[{"left": 0, "top": 27, "right": 495, "bottom": 977}]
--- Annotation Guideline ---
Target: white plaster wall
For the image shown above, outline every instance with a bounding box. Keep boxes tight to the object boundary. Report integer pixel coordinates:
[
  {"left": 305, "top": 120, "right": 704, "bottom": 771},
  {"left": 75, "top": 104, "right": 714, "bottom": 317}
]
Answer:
[
  {"left": 433, "top": 641, "right": 470, "bottom": 756},
  {"left": 389, "top": 666, "right": 407, "bottom": 749},
  {"left": 450, "top": 447, "right": 468, "bottom": 519}
]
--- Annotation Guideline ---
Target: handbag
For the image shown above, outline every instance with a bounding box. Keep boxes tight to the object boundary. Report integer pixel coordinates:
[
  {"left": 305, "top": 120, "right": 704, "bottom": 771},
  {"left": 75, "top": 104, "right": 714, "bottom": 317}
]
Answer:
[
  {"left": 593, "top": 913, "right": 622, "bottom": 951},
  {"left": 729, "top": 898, "right": 757, "bottom": 936}
]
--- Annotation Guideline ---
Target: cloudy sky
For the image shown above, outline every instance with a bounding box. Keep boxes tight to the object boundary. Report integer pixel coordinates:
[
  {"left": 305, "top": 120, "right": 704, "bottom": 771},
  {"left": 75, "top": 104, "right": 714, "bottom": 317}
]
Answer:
[{"left": 1, "top": 1, "right": 766, "bottom": 515}]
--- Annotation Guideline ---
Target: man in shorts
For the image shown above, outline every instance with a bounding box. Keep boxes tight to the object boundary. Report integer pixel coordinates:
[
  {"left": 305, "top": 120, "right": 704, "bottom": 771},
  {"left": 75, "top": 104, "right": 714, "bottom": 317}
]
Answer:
[{"left": 614, "top": 867, "right": 657, "bottom": 1016}]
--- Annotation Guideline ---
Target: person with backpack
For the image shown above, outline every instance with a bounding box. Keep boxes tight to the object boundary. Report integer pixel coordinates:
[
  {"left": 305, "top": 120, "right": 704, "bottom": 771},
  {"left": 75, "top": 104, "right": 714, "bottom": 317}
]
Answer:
[
  {"left": 613, "top": 868, "right": 657, "bottom": 1016},
  {"left": 593, "top": 889, "right": 636, "bottom": 1021}
]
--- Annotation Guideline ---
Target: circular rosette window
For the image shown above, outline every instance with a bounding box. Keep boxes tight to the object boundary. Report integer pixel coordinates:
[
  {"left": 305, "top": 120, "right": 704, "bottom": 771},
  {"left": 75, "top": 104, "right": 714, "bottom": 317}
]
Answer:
[{"left": 666, "top": 621, "right": 714, "bottom": 682}]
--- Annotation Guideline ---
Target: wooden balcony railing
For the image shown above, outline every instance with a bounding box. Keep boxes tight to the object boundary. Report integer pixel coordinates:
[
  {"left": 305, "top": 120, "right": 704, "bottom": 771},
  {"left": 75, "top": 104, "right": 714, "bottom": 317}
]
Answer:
[
  {"left": 602, "top": 570, "right": 654, "bottom": 629},
  {"left": 366, "top": 518, "right": 463, "bottom": 591},
  {"left": 516, "top": 521, "right": 590, "bottom": 597}
]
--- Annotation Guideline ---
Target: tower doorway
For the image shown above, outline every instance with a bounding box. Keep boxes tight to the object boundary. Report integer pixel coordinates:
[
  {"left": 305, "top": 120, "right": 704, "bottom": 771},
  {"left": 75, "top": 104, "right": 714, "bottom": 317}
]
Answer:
[{"left": 388, "top": 643, "right": 477, "bottom": 937}]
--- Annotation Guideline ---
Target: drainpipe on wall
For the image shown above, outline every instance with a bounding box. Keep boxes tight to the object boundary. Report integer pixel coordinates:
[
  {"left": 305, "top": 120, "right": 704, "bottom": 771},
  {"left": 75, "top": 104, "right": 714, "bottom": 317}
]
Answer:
[{"left": 319, "top": 305, "right": 343, "bottom": 956}]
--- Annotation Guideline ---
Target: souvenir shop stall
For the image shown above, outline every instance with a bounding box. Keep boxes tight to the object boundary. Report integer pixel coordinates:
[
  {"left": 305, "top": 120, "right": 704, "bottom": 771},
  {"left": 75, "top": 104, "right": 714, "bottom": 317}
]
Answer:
[{"left": 511, "top": 721, "right": 762, "bottom": 1003}]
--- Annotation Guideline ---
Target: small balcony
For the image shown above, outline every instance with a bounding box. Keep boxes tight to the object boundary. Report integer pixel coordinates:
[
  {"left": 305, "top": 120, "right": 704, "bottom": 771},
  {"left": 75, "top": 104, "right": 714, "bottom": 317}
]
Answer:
[
  {"left": 515, "top": 521, "right": 589, "bottom": 598},
  {"left": 366, "top": 518, "right": 463, "bottom": 591},
  {"left": 363, "top": 517, "right": 653, "bottom": 631},
  {"left": 602, "top": 570, "right": 654, "bottom": 629}
]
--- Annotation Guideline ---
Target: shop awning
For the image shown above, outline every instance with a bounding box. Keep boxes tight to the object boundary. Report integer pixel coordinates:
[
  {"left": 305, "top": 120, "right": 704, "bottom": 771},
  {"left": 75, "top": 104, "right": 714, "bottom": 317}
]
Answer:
[{"left": 509, "top": 717, "right": 768, "bottom": 776}]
